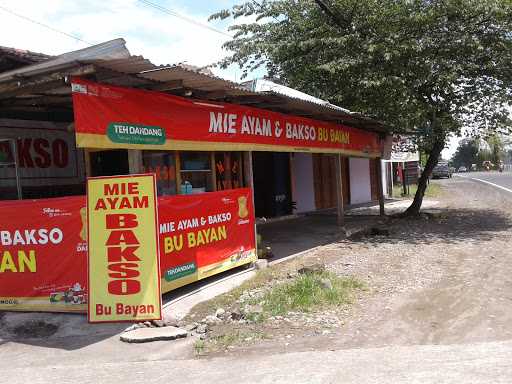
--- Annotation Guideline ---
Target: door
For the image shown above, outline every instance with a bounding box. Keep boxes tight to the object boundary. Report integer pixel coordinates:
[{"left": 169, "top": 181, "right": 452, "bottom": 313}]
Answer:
[
  {"left": 90, "top": 150, "right": 129, "bottom": 177},
  {"left": 252, "top": 152, "right": 292, "bottom": 218}
]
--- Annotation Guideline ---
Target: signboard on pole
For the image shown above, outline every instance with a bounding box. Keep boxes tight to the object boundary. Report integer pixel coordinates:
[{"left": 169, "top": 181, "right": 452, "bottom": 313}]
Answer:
[{"left": 87, "top": 174, "right": 161, "bottom": 323}]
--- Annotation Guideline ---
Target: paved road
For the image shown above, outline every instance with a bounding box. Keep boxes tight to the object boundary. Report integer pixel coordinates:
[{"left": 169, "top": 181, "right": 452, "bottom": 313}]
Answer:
[
  {"left": 5, "top": 340, "right": 512, "bottom": 384},
  {"left": 456, "top": 171, "right": 512, "bottom": 192}
]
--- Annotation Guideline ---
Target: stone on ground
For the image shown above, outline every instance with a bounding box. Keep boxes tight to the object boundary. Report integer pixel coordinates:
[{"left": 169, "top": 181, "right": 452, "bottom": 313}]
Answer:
[
  {"left": 255, "top": 259, "right": 268, "bottom": 270},
  {"left": 120, "top": 326, "right": 188, "bottom": 343},
  {"left": 298, "top": 263, "right": 325, "bottom": 275}
]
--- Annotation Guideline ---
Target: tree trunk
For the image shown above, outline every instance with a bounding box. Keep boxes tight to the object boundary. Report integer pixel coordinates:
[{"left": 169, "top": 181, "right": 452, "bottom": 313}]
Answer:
[{"left": 403, "top": 135, "right": 445, "bottom": 216}]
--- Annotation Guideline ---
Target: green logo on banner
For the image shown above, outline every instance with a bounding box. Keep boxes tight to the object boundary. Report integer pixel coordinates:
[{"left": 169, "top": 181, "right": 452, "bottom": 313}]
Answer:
[
  {"left": 164, "top": 262, "right": 197, "bottom": 282},
  {"left": 107, "top": 123, "right": 166, "bottom": 145}
]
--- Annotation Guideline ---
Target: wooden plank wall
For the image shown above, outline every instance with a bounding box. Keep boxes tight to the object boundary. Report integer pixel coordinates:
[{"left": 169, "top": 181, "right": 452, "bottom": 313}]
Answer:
[{"left": 313, "top": 154, "right": 351, "bottom": 209}]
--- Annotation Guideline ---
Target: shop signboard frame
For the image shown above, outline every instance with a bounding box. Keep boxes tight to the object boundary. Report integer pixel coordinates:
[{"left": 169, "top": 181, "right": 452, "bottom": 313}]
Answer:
[
  {"left": 72, "top": 78, "right": 382, "bottom": 158},
  {"left": 86, "top": 173, "right": 162, "bottom": 323}
]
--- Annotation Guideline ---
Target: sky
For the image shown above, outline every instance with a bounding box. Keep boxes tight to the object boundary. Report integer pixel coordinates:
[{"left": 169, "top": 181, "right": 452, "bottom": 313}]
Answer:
[
  {"left": 0, "top": 0, "right": 249, "bottom": 80},
  {"left": 0, "top": 0, "right": 461, "bottom": 157}
]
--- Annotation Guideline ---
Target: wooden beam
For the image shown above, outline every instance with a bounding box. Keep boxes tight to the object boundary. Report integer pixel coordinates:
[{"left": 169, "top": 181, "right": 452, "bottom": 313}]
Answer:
[
  {"left": 0, "top": 65, "right": 96, "bottom": 100},
  {"left": 210, "top": 152, "right": 217, "bottom": 192},
  {"left": 176, "top": 151, "right": 182, "bottom": 194},
  {"left": 376, "top": 158, "right": 385, "bottom": 216},
  {"left": 335, "top": 154, "right": 344, "bottom": 226},
  {"left": 148, "top": 79, "right": 184, "bottom": 92},
  {"left": 193, "top": 90, "right": 230, "bottom": 100},
  {"left": 1, "top": 95, "right": 72, "bottom": 106}
]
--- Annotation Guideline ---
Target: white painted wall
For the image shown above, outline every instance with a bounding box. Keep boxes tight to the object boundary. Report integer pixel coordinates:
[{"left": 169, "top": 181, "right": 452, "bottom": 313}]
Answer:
[
  {"left": 291, "top": 153, "right": 316, "bottom": 213},
  {"left": 349, "top": 158, "right": 372, "bottom": 204}
]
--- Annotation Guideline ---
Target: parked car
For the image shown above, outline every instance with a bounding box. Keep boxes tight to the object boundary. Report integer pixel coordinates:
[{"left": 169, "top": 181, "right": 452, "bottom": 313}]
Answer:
[
  {"left": 432, "top": 163, "right": 452, "bottom": 179},
  {"left": 457, "top": 166, "right": 467, "bottom": 172}
]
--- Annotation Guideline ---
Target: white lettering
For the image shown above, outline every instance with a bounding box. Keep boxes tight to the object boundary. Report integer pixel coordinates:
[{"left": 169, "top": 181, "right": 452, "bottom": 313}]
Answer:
[{"left": 0, "top": 228, "right": 64, "bottom": 245}]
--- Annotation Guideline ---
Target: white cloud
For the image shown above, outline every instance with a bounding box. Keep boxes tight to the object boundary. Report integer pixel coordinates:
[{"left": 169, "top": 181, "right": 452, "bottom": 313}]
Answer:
[{"left": 0, "top": 0, "right": 253, "bottom": 81}]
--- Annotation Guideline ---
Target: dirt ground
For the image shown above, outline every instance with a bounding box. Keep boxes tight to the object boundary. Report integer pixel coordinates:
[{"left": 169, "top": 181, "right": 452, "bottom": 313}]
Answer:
[{"left": 199, "top": 177, "right": 512, "bottom": 356}]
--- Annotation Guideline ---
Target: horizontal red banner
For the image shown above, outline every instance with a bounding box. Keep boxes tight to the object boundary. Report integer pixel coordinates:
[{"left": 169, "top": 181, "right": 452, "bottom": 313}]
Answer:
[{"left": 72, "top": 78, "right": 382, "bottom": 156}]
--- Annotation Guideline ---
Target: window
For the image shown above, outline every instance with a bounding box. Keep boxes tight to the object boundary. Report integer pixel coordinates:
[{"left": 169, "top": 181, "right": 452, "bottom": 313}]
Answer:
[
  {"left": 142, "top": 151, "right": 177, "bottom": 196},
  {"left": 179, "top": 152, "right": 213, "bottom": 193},
  {"left": 215, "top": 152, "right": 243, "bottom": 190}
]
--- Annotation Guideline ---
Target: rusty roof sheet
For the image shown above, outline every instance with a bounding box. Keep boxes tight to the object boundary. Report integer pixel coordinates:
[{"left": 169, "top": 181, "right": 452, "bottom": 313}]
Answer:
[{"left": 0, "top": 46, "right": 51, "bottom": 63}]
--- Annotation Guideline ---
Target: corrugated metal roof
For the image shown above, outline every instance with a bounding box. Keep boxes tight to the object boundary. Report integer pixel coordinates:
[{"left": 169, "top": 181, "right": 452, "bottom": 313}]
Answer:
[
  {"left": 0, "top": 38, "right": 130, "bottom": 82},
  {"left": 138, "top": 65, "right": 253, "bottom": 95},
  {"left": 0, "top": 46, "right": 51, "bottom": 63},
  {"left": 0, "top": 46, "right": 52, "bottom": 74},
  {"left": 92, "top": 55, "right": 155, "bottom": 75},
  {"left": 0, "top": 39, "right": 389, "bottom": 133},
  {"left": 133, "top": 67, "right": 390, "bottom": 130}
]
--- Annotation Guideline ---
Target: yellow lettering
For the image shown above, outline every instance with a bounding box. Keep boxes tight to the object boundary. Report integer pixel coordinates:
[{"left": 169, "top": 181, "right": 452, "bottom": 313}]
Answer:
[
  {"left": 196, "top": 230, "right": 205, "bottom": 246},
  {"left": 0, "top": 251, "right": 17, "bottom": 272},
  {"left": 218, "top": 225, "right": 227, "bottom": 241},
  {"left": 18, "top": 250, "right": 36, "bottom": 272},
  {"left": 187, "top": 232, "right": 196, "bottom": 248},
  {"left": 210, "top": 228, "right": 218, "bottom": 242},
  {"left": 164, "top": 237, "right": 173, "bottom": 253}
]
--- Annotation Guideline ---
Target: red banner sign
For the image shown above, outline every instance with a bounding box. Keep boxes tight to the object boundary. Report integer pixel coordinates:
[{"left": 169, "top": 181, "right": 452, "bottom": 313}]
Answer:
[
  {"left": 0, "top": 196, "right": 88, "bottom": 312},
  {"left": 72, "top": 78, "right": 381, "bottom": 157},
  {"left": 0, "top": 188, "right": 255, "bottom": 313},
  {"left": 158, "top": 188, "right": 256, "bottom": 293}
]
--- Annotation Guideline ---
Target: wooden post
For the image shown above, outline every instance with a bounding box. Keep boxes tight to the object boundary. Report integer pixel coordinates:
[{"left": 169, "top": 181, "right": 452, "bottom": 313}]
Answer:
[
  {"left": 335, "top": 154, "right": 344, "bottom": 226},
  {"left": 8, "top": 139, "right": 22, "bottom": 200},
  {"left": 83, "top": 149, "right": 92, "bottom": 177},
  {"left": 210, "top": 152, "right": 217, "bottom": 191},
  {"left": 128, "top": 150, "right": 142, "bottom": 174},
  {"left": 243, "top": 151, "right": 258, "bottom": 256},
  {"left": 376, "top": 158, "right": 385, "bottom": 216},
  {"left": 176, "top": 151, "right": 182, "bottom": 194}
]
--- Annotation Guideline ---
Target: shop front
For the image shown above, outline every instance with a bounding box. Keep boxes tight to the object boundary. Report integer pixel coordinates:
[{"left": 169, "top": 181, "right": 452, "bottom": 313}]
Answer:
[
  {"left": 71, "top": 78, "right": 384, "bottom": 218},
  {"left": 0, "top": 41, "right": 389, "bottom": 313}
]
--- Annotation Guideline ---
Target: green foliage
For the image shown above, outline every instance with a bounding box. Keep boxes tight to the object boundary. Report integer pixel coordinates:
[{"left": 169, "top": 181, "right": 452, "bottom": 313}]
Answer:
[
  {"left": 486, "top": 134, "right": 505, "bottom": 164},
  {"left": 392, "top": 182, "right": 442, "bottom": 198},
  {"left": 451, "top": 138, "right": 480, "bottom": 169},
  {"left": 193, "top": 339, "right": 206, "bottom": 355},
  {"left": 452, "top": 135, "right": 506, "bottom": 168},
  {"left": 212, "top": 0, "right": 512, "bottom": 213},
  {"left": 212, "top": 0, "right": 512, "bottom": 141},
  {"left": 260, "top": 271, "right": 364, "bottom": 316}
]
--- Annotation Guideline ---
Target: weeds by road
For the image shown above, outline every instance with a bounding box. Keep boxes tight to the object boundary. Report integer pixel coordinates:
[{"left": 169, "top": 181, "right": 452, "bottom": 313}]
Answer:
[
  {"left": 393, "top": 182, "right": 442, "bottom": 198},
  {"left": 262, "top": 271, "right": 363, "bottom": 316},
  {"left": 187, "top": 267, "right": 364, "bottom": 355}
]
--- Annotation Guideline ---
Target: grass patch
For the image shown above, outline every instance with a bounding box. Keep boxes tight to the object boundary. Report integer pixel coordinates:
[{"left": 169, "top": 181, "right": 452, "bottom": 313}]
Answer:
[
  {"left": 189, "top": 269, "right": 365, "bottom": 355},
  {"left": 393, "top": 183, "right": 442, "bottom": 198},
  {"left": 202, "top": 329, "right": 268, "bottom": 353},
  {"left": 259, "top": 271, "right": 364, "bottom": 316},
  {"left": 194, "top": 340, "right": 206, "bottom": 355}
]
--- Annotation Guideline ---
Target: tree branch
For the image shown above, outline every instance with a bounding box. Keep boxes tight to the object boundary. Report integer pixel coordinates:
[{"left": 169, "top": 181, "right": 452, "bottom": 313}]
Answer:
[{"left": 313, "top": 0, "right": 347, "bottom": 29}]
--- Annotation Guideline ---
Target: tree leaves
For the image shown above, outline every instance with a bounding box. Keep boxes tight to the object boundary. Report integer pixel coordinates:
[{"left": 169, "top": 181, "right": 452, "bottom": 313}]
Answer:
[{"left": 213, "top": 0, "right": 512, "bottom": 148}]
